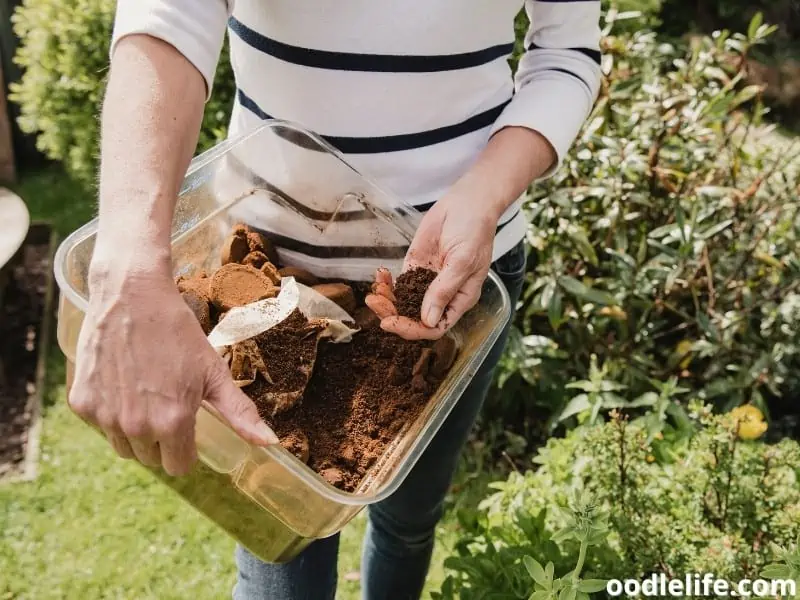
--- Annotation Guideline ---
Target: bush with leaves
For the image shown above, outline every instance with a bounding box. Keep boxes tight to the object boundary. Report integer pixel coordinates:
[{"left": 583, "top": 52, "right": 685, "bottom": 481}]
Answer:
[
  {"left": 491, "top": 13, "right": 800, "bottom": 446},
  {"left": 433, "top": 492, "right": 611, "bottom": 600},
  {"left": 438, "top": 408, "right": 800, "bottom": 598},
  {"left": 10, "top": 0, "right": 235, "bottom": 187}
]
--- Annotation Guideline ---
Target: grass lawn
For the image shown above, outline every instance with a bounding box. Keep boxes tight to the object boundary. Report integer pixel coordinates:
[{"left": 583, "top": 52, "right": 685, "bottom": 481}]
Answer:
[{"left": 1, "top": 168, "right": 495, "bottom": 599}]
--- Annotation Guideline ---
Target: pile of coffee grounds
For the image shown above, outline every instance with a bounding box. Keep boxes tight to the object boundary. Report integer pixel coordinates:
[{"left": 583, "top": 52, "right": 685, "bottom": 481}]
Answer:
[
  {"left": 270, "top": 319, "right": 440, "bottom": 491},
  {"left": 393, "top": 267, "right": 438, "bottom": 320},
  {"left": 177, "top": 224, "right": 459, "bottom": 492}
]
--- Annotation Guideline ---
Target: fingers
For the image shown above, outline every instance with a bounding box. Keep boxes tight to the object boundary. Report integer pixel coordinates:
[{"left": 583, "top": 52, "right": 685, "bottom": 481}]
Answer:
[
  {"left": 380, "top": 316, "right": 446, "bottom": 341},
  {"left": 375, "top": 268, "right": 393, "bottom": 287},
  {"left": 365, "top": 294, "right": 397, "bottom": 319},
  {"left": 106, "top": 432, "right": 135, "bottom": 460},
  {"left": 421, "top": 256, "right": 474, "bottom": 328},
  {"left": 371, "top": 282, "right": 396, "bottom": 303},
  {"left": 438, "top": 275, "right": 483, "bottom": 330},
  {"left": 160, "top": 428, "right": 198, "bottom": 477},
  {"left": 129, "top": 438, "right": 162, "bottom": 468},
  {"left": 205, "top": 358, "right": 279, "bottom": 446}
]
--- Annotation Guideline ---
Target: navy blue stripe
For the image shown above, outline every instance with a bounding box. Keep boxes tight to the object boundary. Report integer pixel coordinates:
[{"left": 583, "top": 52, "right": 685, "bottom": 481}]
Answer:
[
  {"left": 528, "top": 42, "right": 601, "bottom": 64},
  {"left": 229, "top": 17, "right": 514, "bottom": 73},
  {"left": 253, "top": 211, "right": 519, "bottom": 260},
  {"left": 237, "top": 89, "right": 510, "bottom": 154},
  {"left": 411, "top": 201, "right": 519, "bottom": 232},
  {"left": 547, "top": 67, "right": 592, "bottom": 92}
]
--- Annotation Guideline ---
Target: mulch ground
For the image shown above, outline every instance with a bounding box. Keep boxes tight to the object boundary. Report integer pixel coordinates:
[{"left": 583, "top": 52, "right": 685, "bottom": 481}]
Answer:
[{"left": 0, "top": 240, "right": 50, "bottom": 480}]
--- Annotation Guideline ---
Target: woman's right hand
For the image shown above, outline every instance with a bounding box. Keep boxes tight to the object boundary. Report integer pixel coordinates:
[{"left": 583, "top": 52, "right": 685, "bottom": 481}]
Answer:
[{"left": 68, "top": 260, "right": 277, "bottom": 476}]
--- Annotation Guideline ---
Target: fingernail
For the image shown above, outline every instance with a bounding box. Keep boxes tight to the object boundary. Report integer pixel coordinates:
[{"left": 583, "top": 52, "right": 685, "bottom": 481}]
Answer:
[
  {"left": 424, "top": 304, "right": 443, "bottom": 328},
  {"left": 255, "top": 421, "right": 279, "bottom": 445}
]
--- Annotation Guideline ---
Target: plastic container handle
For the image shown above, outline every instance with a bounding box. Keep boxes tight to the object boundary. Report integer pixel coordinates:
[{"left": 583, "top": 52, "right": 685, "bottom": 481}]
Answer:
[{"left": 195, "top": 404, "right": 251, "bottom": 474}]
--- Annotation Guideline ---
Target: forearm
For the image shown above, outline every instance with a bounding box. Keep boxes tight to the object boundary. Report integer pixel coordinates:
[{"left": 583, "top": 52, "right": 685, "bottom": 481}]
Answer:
[
  {"left": 446, "top": 126, "right": 556, "bottom": 221},
  {"left": 93, "top": 34, "right": 206, "bottom": 282}
]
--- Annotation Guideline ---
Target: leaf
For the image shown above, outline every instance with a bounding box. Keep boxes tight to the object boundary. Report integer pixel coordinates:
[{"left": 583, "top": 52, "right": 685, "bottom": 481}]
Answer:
[
  {"left": 546, "top": 562, "right": 555, "bottom": 583},
  {"left": 761, "top": 565, "right": 794, "bottom": 579},
  {"left": 648, "top": 223, "right": 679, "bottom": 239},
  {"left": 602, "top": 393, "right": 629, "bottom": 408},
  {"left": 540, "top": 280, "right": 556, "bottom": 311},
  {"left": 548, "top": 290, "right": 563, "bottom": 330},
  {"left": 558, "top": 276, "right": 617, "bottom": 306},
  {"left": 529, "top": 592, "right": 550, "bottom": 600},
  {"left": 748, "top": 11, "right": 763, "bottom": 39},
  {"left": 699, "top": 219, "right": 733, "bottom": 240},
  {"left": 605, "top": 248, "right": 637, "bottom": 269},
  {"left": 578, "top": 579, "right": 608, "bottom": 593},
  {"left": 731, "top": 85, "right": 763, "bottom": 108},
  {"left": 524, "top": 556, "right": 548, "bottom": 587},
  {"left": 629, "top": 392, "right": 659, "bottom": 408},
  {"left": 559, "top": 394, "right": 591, "bottom": 421},
  {"left": 559, "top": 587, "right": 577, "bottom": 600},
  {"left": 568, "top": 228, "right": 599, "bottom": 266}
]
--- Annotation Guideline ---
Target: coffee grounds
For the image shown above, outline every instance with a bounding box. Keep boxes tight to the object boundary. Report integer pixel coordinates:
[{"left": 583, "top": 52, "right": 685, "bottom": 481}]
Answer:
[
  {"left": 208, "top": 263, "right": 277, "bottom": 311},
  {"left": 245, "top": 310, "right": 323, "bottom": 417},
  {"left": 393, "top": 268, "right": 438, "bottom": 320},
  {"left": 177, "top": 225, "right": 459, "bottom": 493},
  {"left": 265, "top": 321, "right": 444, "bottom": 491}
]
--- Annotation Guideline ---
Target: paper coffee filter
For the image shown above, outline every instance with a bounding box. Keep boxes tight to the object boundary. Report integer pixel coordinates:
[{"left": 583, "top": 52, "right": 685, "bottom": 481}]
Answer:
[{"left": 207, "top": 277, "right": 358, "bottom": 349}]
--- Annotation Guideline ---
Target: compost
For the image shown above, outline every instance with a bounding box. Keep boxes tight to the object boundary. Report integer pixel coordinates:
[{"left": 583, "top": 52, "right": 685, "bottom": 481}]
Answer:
[{"left": 177, "top": 224, "right": 458, "bottom": 492}]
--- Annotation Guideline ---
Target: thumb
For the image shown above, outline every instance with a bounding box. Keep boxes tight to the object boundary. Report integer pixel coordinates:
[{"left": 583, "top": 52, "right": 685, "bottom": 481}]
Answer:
[
  {"left": 204, "top": 359, "right": 279, "bottom": 446},
  {"left": 421, "top": 255, "right": 472, "bottom": 328}
]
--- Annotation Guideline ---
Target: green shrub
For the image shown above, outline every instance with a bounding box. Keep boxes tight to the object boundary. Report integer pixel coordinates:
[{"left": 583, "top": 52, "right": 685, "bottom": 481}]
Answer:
[
  {"left": 438, "top": 410, "right": 800, "bottom": 598},
  {"left": 491, "top": 14, "right": 800, "bottom": 445},
  {"left": 10, "top": 0, "right": 235, "bottom": 187}
]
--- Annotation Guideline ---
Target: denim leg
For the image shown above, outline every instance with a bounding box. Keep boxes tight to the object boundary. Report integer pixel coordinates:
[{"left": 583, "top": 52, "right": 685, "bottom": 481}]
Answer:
[
  {"left": 233, "top": 534, "right": 340, "bottom": 600},
  {"left": 360, "top": 243, "right": 527, "bottom": 600}
]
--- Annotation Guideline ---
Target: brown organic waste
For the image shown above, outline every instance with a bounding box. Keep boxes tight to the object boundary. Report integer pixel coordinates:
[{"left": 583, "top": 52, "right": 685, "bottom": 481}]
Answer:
[
  {"left": 176, "top": 224, "right": 459, "bottom": 492},
  {"left": 393, "top": 267, "right": 438, "bottom": 320},
  {"left": 209, "top": 263, "right": 277, "bottom": 311}
]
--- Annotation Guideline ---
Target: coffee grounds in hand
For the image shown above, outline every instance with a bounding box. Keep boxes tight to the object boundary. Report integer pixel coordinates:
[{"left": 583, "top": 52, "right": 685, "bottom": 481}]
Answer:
[{"left": 393, "top": 268, "right": 438, "bottom": 320}]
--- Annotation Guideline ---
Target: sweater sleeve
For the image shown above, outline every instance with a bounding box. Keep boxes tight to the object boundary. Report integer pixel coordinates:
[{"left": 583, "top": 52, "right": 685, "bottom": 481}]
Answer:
[
  {"left": 490, "top": 0, "right": 603, "bottom": 177},
  {"left": 110, "top": 0, "right": 234, "bottom": 99}
]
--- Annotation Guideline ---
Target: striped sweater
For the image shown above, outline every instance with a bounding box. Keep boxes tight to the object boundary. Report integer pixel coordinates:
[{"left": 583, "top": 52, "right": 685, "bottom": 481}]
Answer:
[{"left": 112, "top": 1, "right": 602, "bottom": 275}]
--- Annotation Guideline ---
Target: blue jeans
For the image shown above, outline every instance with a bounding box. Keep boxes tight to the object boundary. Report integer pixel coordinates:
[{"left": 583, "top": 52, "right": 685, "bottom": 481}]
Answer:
[{"left": 234, "top": 242, "right": 527, "bottom": 600}]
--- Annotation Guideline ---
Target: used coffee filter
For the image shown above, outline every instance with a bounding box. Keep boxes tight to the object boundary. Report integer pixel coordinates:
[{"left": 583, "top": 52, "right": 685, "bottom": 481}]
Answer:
[{"left": 209, "top": 277, "right": 358, "bottom": 414}]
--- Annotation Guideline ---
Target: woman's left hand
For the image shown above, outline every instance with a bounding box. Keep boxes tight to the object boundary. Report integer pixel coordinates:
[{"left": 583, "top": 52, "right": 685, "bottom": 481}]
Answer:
[{"left": 366, "top": 194, "right": 499, "bottom": 340}]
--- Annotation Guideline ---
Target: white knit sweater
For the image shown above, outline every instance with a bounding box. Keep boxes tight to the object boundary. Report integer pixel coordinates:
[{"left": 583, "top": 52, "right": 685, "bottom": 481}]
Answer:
[{"left": 112, "top": 0, "right": 602, "bottom": 266}]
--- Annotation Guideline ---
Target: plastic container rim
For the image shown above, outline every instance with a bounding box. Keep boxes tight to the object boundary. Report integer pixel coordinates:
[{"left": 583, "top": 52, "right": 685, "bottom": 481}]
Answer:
[{"left": 53, "top": 119, "right": 513, "bottom": 506}]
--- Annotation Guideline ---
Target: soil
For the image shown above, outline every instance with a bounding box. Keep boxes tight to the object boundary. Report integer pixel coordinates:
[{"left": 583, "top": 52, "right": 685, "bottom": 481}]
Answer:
[
  {"left": 393, "top": 267, "right": 438, "bottom": 320},
  {"left": 178, "top": 224, "right": 461, "bottom": 492},
  {"left": 0, "top": 241, "right": 49, "bottom": 479}
]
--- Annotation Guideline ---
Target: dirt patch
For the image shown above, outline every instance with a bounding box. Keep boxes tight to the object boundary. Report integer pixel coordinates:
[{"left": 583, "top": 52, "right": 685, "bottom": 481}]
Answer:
[
  {"left": 0, "top": 240, "right": 49, "bottom": 480},
  {"left": 177, "top": 225, "right": 459, "bottom": 492},
  {"left": 393, "top": 267, "right": 438, "bottom": 320}
]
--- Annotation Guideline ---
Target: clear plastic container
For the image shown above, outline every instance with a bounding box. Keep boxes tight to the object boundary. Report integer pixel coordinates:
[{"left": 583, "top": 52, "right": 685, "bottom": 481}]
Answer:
[{"left": 54, "top": 121, "right": 511, "bottom": 563}]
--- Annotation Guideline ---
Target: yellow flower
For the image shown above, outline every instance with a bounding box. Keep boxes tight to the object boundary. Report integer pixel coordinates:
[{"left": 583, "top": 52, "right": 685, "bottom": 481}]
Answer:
[
  {"left": 675, "top": 340, "right": 694, "bottom": 369},
  {"left": 729, "top": 405, "right": 768, "bottom": 440},
  {"left": 646, "top": 454, "right": 656, "bottom": 463}
]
